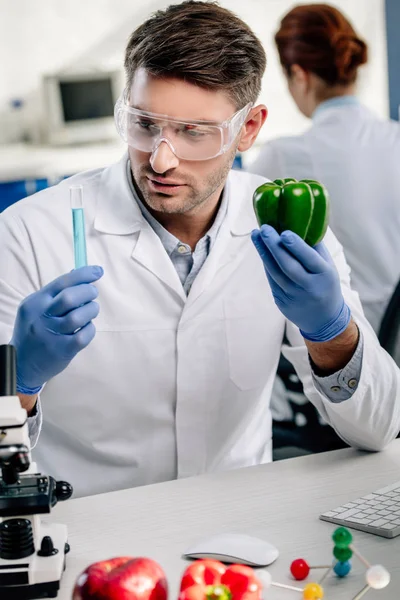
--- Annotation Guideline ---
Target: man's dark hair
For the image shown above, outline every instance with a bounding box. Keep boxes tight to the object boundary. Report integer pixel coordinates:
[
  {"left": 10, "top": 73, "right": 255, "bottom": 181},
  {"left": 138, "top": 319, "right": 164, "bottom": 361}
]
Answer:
[{"left": 124, "top": 0, "right": 266, "bottom": 109}]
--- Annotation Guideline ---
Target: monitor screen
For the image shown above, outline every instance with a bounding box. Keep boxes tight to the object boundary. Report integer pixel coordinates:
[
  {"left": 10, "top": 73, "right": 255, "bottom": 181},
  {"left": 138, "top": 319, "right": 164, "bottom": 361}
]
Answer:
[{"left": 59, "top": 78, "right": 114, "bottom": 122}]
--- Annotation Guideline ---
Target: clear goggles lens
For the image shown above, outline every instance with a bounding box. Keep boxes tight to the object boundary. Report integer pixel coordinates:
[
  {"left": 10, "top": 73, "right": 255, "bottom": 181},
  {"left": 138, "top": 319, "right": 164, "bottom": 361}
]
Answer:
[{"left": 114, "top": 92, "right": 252, "bottom": 161}]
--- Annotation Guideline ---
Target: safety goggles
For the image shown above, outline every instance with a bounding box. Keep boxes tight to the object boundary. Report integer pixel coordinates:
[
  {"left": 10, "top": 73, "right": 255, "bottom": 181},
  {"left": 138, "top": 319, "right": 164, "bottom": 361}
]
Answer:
[{"left": 114, "top": 90, "right": 252, "bottom": 161}]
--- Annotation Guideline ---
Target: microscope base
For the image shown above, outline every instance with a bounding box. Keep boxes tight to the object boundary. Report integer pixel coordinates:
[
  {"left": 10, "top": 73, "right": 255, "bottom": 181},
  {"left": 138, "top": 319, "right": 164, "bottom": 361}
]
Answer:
[
  {"left": 1, "top": 579, "right": 61, "bottom": 599},
  {"left": 0, "top": 522, "right": 69, "bottom": 599}
]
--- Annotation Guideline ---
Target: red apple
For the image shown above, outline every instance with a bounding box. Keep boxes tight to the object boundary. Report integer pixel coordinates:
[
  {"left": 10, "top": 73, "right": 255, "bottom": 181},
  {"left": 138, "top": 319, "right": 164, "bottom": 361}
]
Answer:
[{"left": 72, "top": 556, "right": 168, "bottom": 600}]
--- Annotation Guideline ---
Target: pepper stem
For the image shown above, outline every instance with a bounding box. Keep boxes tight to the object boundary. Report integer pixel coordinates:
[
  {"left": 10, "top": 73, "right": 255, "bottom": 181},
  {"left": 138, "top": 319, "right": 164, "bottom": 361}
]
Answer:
[{"left": 205, "top": 584, "right": 232, "bottom": 600}]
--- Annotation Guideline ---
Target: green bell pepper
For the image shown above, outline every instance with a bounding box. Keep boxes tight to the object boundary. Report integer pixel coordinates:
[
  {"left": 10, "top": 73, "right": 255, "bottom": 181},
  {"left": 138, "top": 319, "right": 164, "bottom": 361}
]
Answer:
[{"left": 252, "top": 178, "right": 330, "bottom": 246}]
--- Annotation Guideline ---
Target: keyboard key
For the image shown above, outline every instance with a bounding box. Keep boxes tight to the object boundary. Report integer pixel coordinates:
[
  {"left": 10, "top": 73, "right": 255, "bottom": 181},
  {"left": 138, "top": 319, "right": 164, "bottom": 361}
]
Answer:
[
  {"left": 333, "top": 509, "right": 358, "bottom": 520},
  {"left": 381, "top": 523, "right": 398, "bottom": 529},
  {"left": 370, "top": 519, "right": 390, "bottom": 527},
  {"left": 362, "top": 494, "right": 380, "bottom": 500},
  {"left": 346, "top": 517, "right": 372, "bottom": 524}
]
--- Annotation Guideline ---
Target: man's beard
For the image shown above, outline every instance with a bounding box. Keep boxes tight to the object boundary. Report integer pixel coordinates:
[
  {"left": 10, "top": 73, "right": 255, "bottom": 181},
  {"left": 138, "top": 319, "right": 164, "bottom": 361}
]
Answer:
[{"left": 131, "top": 144, "right": 238, "bottom": 215}]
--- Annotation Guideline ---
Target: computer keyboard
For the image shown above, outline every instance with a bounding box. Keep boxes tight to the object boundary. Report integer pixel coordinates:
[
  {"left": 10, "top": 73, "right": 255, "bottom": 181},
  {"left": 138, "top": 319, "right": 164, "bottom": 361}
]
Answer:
[{"left": 320, "top": 481, "right": 400, "bottom": 538}]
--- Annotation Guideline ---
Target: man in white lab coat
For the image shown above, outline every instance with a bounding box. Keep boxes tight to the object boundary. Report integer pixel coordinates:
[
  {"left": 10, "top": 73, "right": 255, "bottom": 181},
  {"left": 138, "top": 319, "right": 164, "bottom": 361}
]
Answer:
[{"left": 0, "top": 1, "right": 399, "bottom": 498}]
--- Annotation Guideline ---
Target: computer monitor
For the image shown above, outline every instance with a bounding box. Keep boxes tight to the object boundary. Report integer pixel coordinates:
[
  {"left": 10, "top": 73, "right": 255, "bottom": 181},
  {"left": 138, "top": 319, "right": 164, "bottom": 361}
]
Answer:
[{"left": 43, "top": 70, "right": 123, "bottom": 145}]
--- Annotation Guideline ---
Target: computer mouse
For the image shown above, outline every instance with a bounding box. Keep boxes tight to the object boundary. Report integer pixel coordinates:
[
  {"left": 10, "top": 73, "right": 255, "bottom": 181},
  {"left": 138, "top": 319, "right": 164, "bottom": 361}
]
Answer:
[{"left": 183, "top": 533, "right": 279, "bottom": 567}]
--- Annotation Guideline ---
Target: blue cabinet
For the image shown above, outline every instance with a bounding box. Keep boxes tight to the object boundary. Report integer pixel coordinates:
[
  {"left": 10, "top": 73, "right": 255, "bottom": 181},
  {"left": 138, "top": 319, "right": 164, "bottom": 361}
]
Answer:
[
  {"left": 0, "top": 177, "right": 72, "bottom": 212},
  {"left": 0, "top": 179, "right": 48, "bottom": 212}
]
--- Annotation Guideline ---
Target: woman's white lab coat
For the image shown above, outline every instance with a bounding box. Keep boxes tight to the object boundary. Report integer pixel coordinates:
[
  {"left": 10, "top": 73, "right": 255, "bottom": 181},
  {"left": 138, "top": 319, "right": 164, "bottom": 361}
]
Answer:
[
  {"left": 0, "top": 155, "right": 399, "bottom": 497},
  {"left": 250, "top": 98, "right": 400, "bottom": 333}
]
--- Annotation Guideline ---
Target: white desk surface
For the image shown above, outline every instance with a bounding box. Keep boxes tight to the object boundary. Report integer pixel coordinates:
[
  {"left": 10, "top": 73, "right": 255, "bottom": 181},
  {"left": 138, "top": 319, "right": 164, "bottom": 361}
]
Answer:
[
  {"left": 0, "top": 142, "right": 125, "bottom": 181},
  {"left": 49, "top": 440, "right": 400, "bottom": 600}
]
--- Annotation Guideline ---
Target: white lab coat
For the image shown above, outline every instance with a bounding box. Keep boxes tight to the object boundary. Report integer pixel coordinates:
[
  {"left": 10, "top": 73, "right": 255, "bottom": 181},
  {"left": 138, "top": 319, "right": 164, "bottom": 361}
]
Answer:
[
  {"left": 250, "top": 100, "right": 400, "bottom": 333},
  {"left": 0, "top": 155, "right": 399, "bottom": 498}
]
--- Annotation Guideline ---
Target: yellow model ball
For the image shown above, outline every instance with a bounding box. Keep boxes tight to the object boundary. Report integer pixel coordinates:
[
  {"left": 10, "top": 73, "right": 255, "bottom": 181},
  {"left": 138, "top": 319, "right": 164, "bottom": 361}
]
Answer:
[{"left": 303, "top": 582, "right": 324, "bottom": 599}]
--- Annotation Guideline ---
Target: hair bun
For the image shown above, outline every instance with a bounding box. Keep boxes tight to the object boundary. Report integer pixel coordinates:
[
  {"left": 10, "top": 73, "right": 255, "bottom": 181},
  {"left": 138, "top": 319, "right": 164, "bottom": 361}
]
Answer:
[
  {"left": 275, "top": 4, "right": 369, "bottom": 86},
  {"left": 332, "top": 33, "right": 368, "bottom": 83}
]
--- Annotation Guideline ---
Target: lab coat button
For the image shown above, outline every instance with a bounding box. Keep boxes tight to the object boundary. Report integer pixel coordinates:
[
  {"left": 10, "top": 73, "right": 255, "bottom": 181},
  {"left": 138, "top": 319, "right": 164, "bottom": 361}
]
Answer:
[
  {"left": 330, "top": 385, "right": 341, "bottom": 392},
  {"left": 348, "top": 378, "right": 358, "bottom": 389}
]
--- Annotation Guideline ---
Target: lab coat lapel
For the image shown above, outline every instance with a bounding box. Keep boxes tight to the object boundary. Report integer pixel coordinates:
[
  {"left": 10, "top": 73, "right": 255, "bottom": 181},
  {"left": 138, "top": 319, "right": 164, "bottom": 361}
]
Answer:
[
  {"left": 130, "top": 226, "right": 186, "bottom": 302},
  {"left": 185, "top": 221, "right": 237, "bottom": 306},
  {"left": 186, "top": 172, "right": 256, "bottom": 307},
  {"left": 93, "top": 154, "right": 141, "bottom": 235},
  {"left": 93, "top": 153, "right": 186, "bottom": 302}
]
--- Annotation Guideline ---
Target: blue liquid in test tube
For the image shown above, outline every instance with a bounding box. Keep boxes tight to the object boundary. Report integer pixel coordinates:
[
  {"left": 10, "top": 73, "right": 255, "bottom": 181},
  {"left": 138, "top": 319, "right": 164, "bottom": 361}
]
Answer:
[{"left": 70, "top": 185, "right": 88, "bottom": 269}]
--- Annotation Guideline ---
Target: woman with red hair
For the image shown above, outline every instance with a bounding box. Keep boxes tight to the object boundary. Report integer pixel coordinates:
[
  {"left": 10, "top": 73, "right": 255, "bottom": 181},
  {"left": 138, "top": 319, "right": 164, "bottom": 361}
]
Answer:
[{"left": 250, "top": 3, "right": 400, "bottom": 334}]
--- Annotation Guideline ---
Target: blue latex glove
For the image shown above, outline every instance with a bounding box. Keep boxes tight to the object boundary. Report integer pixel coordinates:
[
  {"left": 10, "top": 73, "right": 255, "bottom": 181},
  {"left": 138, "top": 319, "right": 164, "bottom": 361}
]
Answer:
[
  {"left": 251, "top": 225, "right": 350, "bottom": 341},
  {"left": 10, "top": 266, "right": 104, "bottom": 394}
]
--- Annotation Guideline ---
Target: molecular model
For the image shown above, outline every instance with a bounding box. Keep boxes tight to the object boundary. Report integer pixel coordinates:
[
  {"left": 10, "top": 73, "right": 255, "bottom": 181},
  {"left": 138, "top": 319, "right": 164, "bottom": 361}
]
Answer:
[{"left": 258, "top": 527, "right": 390, "bottom": 600}]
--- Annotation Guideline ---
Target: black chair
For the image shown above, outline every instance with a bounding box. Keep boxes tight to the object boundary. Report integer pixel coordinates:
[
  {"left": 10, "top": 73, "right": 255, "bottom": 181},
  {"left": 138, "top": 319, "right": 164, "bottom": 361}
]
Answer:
[
  {"left": 378, "top": 278, "right": 400, "bottom": 366},
  {"left": 272, "top": 355, "right": 349, "bottom": 461},
  {"left": 273, "top": 280, "right": 400, "bottom": 459},
  {"left": 378, "top": 279, "right": 400, "bottom": 440}
]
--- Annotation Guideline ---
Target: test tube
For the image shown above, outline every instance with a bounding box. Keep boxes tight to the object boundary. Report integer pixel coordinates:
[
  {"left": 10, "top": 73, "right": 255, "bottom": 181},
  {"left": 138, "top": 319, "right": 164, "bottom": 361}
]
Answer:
[{"left": 70, "top": 185, "right": 88, "bottom": 269}]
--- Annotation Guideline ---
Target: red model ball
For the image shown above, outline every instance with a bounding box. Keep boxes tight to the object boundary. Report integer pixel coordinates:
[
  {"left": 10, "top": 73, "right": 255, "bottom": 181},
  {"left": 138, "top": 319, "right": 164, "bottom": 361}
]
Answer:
[
  {"left": 72, "top": 556, "right": 168, "bottom": 600},
  {"left": 290, "top": 558, "right": 310, "bottom": 581}
]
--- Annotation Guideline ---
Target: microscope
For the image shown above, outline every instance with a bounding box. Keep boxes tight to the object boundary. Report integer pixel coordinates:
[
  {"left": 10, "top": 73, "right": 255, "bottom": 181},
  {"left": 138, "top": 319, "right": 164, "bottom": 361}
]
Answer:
[{"left": 0, "top": 344, "right": 73, "bottom": 599}]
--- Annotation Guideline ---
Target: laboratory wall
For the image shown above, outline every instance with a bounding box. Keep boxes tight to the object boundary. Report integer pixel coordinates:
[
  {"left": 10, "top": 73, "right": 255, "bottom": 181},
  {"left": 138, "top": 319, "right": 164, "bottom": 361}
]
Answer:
[{"left": 0, "top": 0, "right": 389, "bottom": 146}]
